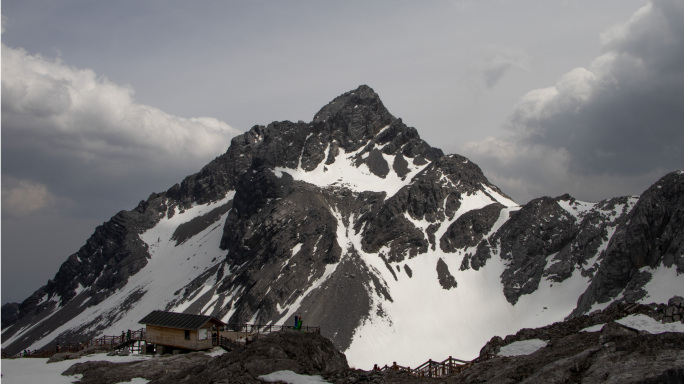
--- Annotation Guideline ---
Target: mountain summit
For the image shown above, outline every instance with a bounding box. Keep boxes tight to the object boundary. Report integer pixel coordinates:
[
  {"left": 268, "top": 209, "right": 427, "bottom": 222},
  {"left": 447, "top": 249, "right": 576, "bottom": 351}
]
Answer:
[{"left": 2, "top": 86, "right": 683, "bottom": 368}]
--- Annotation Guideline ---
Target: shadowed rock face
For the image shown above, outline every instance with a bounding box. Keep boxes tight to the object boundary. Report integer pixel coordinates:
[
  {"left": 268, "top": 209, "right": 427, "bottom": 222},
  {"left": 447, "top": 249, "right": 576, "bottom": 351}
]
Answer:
[
  {"left": 2, "top": 85, "right": 683, "bottom": 363},
  {"left": 574, "top": 172, "right": 684, "bottom": 315}
]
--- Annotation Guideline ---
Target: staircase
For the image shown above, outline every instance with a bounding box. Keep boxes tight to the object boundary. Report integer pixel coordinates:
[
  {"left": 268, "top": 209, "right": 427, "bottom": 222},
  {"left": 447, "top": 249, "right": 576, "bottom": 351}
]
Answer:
[{"left": 378, "top": 353, "right": 497, "bottom": 378}]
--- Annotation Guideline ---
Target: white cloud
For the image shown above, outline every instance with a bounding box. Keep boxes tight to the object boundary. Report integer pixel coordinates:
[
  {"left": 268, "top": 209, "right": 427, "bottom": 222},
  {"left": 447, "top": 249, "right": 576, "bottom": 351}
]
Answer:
[{"left": 1, "top": 44, "right": 240, "bottom": 163}]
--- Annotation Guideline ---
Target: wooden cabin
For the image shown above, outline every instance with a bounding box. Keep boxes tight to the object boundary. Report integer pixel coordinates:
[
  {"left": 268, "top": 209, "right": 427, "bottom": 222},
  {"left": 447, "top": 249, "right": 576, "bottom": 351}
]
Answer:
[{"left": 139, "top": 310, "right": 225, "bottom": 353}]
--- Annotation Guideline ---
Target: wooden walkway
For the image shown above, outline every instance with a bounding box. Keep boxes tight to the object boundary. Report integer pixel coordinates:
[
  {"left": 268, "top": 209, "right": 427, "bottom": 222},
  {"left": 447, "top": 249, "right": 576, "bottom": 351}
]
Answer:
[
  {"left": 377, "top": 353, "right": 497, "bottom": 378},
  {"left": 18, "top": 328, "right": 146, "bottom": 358},
  {"left": 223, "top": 323, "right": 320, "bottom": 335},
  {"left": 17, "top": 323, "right": 489, "bottom": 378},
  {"left": 16, "top": 323, "right": 320, "bottom": 358}
]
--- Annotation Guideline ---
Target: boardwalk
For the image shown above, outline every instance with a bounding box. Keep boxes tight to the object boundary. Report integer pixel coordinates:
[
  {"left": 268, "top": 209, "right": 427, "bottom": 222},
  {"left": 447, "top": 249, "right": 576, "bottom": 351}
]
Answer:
[{"left": 16, "top": 323, "right": 320, "bottom": 358}]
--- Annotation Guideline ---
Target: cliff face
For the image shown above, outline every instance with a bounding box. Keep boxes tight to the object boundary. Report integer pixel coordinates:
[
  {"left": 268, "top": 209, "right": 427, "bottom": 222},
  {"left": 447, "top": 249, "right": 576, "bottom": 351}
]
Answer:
[
  {"left": 2, "top": 86, "right": 682, "bottom": 369},
  {"left": 573, "top": 171, "right": 684, "bottom": 315}
]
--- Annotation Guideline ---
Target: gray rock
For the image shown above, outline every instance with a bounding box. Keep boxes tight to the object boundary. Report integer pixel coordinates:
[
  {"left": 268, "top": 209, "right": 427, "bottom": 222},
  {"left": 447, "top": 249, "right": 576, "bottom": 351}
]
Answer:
[
  {"left": 460, "top": 310, "right": 684, "bottom": 384},
  {"left": 574, "top": 172, "right": 684, "bottom": 316},
  {"left": 47, "top": 352, "right": 81, "bottom": 363},
  {"left": 436, "top": 258, "right": 457, "bottom": 290},
  {"left": 440, "top": 203, "right": 503, "bottom": 253},
  {"left": 669, "top": 295, "right": 684, "bottom": 308}
]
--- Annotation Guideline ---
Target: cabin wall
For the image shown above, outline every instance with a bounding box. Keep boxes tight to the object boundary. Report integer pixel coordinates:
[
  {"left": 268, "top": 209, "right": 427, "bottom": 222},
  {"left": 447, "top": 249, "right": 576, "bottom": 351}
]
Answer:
[{"left": 145, "top": 325, "right": 213, "bottom": 350}]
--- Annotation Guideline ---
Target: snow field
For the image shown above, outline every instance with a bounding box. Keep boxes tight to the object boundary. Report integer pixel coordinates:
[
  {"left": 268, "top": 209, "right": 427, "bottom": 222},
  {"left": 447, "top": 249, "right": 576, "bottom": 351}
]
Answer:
[
  {"left": 343, "top": 192, "right": 608, "bottom": 370},
  {"left": 340, "top": 190, "right": 511, "bottom": 368},
  {"left": 274, "top": 137, "right": 429, "bottom": 199},
  {"left": 498, "top": 339, "right": 548, "bottom": 357},
  {"left": 96, "top": 192, "right": 237, "bottom": 334},
  {"left": 639, "top": 265, "right": 684, "bottom": 304}
]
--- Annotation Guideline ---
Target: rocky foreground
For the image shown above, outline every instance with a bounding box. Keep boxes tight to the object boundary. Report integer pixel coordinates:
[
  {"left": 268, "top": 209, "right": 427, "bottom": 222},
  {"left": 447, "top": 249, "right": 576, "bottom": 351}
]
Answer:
[
  {"left": 449, "top": 299, "right": 684, "bottom": 384},
  {"left": 53, "top": 298, "right": 684, "bottom": 384}
]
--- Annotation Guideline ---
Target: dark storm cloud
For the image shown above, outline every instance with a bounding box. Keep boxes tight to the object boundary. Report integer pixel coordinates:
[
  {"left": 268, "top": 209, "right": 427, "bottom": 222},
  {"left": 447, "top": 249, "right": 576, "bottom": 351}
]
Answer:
[
  {"left": 464, "top": 0, "right": 684, "bottom": 203},
  {"left": 510, "top": 0, "right": 684, "bottom": 176}
]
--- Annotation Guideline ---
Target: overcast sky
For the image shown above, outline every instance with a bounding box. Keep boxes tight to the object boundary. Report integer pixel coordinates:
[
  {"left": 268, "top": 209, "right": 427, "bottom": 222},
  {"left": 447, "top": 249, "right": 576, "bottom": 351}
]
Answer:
[{"left": 3, "top": 0, "right": 683, "bottom": 304}]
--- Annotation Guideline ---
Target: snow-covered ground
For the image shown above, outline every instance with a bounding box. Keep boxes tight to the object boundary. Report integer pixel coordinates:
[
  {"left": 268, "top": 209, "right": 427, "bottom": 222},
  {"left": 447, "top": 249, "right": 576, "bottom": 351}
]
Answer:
[
  {"left": 1, "top": 353, "right": 152, "bottom": 384},
  {"left": 259, "top": 370, "right": 330, "bottom": 384},
  {"left": 498, "top": 339, "right": 548, "bottom": 357},
  {"left": 581, "top": 314, "right": 684, "bottom": 334}
]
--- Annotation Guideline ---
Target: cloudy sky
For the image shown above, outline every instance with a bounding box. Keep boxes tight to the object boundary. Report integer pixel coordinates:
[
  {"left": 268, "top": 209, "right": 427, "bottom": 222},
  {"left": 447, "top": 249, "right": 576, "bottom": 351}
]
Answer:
[{"left": 3, "top": 0, "right": 683, "bottom": 303}]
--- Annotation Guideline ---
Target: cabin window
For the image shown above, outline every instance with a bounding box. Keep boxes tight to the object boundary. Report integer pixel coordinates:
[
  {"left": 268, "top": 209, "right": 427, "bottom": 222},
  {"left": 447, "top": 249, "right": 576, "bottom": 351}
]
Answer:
[
  {"left": 199, "top": 328, "right": 209, "bottom": 340},
  {"left": 184, "top": 330, "right": 190, "bottom": 340}
]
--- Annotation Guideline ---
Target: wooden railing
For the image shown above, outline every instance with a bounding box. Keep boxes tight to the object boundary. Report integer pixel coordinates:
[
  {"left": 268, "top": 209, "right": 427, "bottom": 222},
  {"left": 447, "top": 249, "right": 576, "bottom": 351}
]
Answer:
[
  {"left": 86, "top": 328, "right": 146, "bottom": 349},
  {"left": 16, "top": 323, "right": 319, "bottom": 359},
  {"left": 217, "top": 335, "right": 247, "bottom": 351},
  {"left": 18, "top": 328, "right": 146, "bottom": 359},
  {"left": 223, "top": 323, "right": 320, "bottom": 335},
  {"left": 377, "top": 353, "right": 496, "bottom": 378}
]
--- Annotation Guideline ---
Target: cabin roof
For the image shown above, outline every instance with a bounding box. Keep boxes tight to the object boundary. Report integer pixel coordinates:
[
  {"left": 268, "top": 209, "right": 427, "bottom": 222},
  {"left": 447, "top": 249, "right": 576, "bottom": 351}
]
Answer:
[{"left": 139, "top": 310, "right": 226, "bottom": 330}]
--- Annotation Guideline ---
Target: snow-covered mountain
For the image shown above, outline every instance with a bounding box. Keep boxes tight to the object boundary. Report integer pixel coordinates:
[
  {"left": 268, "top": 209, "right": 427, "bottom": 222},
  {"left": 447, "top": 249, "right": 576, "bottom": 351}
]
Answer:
[{"left": 3, "top": 85, "right": 683, "bottom": 369}]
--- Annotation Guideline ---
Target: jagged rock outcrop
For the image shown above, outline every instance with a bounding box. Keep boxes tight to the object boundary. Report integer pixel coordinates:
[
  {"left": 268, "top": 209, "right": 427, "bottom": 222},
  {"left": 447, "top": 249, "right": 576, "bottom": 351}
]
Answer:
[
  {"left": 574, "top": 171, "right": 684, "bottom": 315},
  {"left": 453, "top": 324, "right": 684, "bottom": 384},
  {"left": 460, "top": 300, "right": 684, "bottom": 384}
]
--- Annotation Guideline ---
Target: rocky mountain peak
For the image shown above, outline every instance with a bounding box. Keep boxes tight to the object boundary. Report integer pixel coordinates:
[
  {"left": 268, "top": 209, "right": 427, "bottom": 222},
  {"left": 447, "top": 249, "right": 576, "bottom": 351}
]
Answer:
[
  {"left": 312, "top": 85, "right": 396, "bottom": 150},
  {"left": 3, "top": 87, "right": 683, "bottom": 371},
  {"left": 313, "top": 85, "right": 391, "bottom": 124}
]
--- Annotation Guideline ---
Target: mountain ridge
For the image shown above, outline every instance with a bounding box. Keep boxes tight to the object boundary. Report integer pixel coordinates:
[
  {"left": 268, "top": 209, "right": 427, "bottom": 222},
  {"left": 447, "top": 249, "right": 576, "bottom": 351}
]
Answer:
[{"left": 2, "top": 86, "right": 683, "bottom": 369}]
